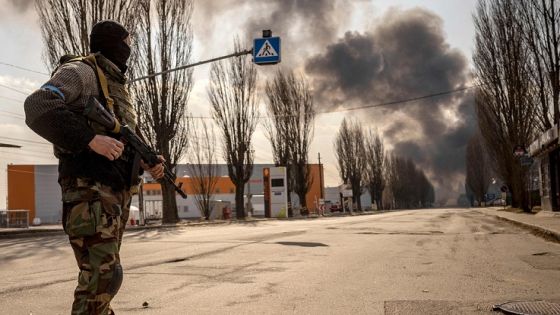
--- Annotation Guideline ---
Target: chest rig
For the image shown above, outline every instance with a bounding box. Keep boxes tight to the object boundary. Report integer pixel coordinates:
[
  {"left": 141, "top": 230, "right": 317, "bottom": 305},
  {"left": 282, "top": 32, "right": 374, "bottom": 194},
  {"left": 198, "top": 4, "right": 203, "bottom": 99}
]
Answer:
[{"left": 55, "top": 54, "right": 141, "bottom": 190}]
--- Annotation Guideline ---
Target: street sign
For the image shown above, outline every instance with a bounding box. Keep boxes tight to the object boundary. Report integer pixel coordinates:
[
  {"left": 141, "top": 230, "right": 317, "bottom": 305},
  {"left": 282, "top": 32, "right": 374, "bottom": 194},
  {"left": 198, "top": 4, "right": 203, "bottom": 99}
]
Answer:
[
  {"left": 513, "top": 145, "right": 527, "bottom": 157},
  {"left": 253, "top": 36, "right": 281, "bottom": 65},
  {"left": 485, "top": 193, "right": 495, "bottom": 201}
]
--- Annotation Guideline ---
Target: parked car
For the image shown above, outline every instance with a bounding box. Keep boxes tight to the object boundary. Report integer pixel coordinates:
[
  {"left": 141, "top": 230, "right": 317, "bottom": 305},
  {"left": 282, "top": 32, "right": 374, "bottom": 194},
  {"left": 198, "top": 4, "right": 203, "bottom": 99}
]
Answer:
[{"left": 330, "top": 203, "right": 343, "bottom": 212}]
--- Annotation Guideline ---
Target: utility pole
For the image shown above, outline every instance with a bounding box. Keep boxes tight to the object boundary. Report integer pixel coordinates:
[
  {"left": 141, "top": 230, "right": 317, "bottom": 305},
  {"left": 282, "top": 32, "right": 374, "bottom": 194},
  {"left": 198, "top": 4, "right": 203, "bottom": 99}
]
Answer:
[{"left": 318, "top": 152, "right": 324, "bottom": 199}]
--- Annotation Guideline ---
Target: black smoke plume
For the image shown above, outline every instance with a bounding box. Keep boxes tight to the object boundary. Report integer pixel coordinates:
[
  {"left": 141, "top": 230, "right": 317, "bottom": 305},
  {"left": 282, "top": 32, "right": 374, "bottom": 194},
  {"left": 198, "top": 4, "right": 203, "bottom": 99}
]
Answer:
[{"left": 306, "top": 8, "right": 475, "bottom": 202}]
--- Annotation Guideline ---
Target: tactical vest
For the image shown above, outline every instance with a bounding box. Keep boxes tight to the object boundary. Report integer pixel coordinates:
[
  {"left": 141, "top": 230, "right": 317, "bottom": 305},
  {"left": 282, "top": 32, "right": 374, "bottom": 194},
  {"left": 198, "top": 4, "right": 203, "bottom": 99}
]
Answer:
[{"left": 54, "top": 54, "right": 141, "bottom": 191}]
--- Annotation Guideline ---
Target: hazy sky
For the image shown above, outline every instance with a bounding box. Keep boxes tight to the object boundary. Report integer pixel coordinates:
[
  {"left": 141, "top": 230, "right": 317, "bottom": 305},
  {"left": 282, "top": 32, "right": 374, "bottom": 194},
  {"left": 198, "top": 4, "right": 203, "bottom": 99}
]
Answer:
[{"left": 0, "top": 0, "right": 478, "bottom": 207}]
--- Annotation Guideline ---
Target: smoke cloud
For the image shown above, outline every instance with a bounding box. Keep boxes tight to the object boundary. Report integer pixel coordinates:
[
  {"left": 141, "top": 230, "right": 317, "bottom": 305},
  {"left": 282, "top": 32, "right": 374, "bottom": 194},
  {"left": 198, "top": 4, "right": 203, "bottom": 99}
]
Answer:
[
  {"left": 305, "top": 7, "right": 474, "bottom": 202},
  {"left": 5, "top": 0, "right": 34, "bottom": 13},
  {"left": 194, "top": 0, "right": 364, "bottom": 66}
]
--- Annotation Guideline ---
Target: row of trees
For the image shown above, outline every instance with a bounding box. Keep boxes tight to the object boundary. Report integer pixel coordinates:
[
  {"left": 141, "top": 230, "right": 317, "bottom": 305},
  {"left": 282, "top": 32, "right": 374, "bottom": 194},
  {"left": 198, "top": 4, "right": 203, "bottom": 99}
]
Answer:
[
  {"left": 472, "top": 0, "right": 559, "bottom": 211},
  {"left": 334, "top": 118, "right": 435, "bottom": 210},
  {"left": 36, "top": 0, "right": 317, "bottom": 221}
]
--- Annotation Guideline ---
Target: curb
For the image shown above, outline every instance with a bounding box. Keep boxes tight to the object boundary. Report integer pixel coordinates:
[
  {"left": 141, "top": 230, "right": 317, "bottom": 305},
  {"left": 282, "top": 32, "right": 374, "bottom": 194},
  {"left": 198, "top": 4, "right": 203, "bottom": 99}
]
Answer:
[{"left": 491, "top": 215, "right": 560, "bottom": 244}]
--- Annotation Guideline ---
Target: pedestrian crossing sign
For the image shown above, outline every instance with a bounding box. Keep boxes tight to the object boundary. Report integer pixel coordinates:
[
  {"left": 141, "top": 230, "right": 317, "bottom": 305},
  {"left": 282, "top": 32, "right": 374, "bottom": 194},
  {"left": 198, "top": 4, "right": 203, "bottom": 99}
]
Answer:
[{"left": 253, "top": 36, "right": 281, "bottom": 65}]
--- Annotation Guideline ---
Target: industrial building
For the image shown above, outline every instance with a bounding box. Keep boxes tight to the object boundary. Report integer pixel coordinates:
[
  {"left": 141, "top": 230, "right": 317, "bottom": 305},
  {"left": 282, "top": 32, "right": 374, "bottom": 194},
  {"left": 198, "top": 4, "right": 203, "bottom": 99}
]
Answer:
[{"left": 7, "top": 163, "right": 325, "bottom": 224}]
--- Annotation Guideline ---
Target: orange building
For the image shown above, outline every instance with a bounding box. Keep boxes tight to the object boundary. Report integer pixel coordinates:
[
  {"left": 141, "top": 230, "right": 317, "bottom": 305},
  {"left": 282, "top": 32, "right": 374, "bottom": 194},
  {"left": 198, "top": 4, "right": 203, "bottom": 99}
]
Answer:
[
  {"left": 7, "top": 163, "right": 325, "bottom": 222},
  {"left": 142, "top": 164, "right": 325, "bottom": 213},
  {"left": 7, "top": 164, "right": 61, "bottom": 223}
]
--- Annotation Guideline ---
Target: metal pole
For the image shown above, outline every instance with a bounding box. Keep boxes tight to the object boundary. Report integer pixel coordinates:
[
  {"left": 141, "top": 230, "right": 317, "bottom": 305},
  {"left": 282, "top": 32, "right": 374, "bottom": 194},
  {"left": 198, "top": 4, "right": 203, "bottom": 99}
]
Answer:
[
  {"left": 139, "top": 180, "right": 145, "bottom": 225},
  {"left": 128, "top": 49, "right": 253, "bottom": 84},
  {"left": 318, "top": 152, "right": 324, "bottom": 199}
]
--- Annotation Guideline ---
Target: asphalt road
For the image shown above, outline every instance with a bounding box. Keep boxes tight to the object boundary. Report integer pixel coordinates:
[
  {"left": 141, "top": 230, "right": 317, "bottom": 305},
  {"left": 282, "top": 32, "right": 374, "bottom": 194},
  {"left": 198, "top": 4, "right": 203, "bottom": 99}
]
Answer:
[{"left": 1, "top": 208, "right": 560, "bottom": 315}]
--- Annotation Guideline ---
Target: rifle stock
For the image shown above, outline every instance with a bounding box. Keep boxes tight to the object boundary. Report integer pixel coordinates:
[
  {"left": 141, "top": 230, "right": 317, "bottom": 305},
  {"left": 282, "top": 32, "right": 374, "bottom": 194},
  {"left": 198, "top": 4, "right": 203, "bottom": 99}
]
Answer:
[{"left": 85, "top": 97, "right": 187, "bottom": 199}]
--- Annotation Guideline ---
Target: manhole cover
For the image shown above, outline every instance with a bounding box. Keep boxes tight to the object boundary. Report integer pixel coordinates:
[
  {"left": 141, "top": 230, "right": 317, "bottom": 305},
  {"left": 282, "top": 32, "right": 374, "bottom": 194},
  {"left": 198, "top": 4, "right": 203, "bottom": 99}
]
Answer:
[{"left": 493, "top": 301, "right": 560, "bottom": 315}]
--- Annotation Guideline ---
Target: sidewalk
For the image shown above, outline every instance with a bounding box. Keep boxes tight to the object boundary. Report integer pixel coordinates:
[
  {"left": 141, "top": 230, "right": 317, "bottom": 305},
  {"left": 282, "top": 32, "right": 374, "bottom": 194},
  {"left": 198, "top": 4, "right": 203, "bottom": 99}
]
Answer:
[{"left": 479, "top": 207, "right": 560, "bottom": 243}]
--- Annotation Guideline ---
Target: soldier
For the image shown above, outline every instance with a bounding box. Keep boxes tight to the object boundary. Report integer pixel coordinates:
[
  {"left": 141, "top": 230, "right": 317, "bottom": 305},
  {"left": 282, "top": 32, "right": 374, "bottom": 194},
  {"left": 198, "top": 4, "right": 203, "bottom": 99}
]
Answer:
[{"left": 24, "top": 20, "right": 164, "bottom": 315}]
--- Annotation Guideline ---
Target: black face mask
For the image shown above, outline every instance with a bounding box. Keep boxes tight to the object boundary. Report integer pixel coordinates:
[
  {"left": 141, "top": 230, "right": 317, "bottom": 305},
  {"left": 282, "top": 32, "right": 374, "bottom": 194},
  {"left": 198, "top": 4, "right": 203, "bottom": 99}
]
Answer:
[{"left": 90, "top": 20, "right": 130, "bottom": 73}]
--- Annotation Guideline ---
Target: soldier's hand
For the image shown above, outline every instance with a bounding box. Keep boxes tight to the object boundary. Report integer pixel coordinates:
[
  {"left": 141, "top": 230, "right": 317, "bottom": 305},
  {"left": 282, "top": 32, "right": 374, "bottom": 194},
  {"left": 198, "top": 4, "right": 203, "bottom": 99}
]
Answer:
[
  {"left": 88, "top": 135, "right": 124, "bottom": 161},
  {"left": 141, "top": 155, "right": 165, "bottom": 180}
]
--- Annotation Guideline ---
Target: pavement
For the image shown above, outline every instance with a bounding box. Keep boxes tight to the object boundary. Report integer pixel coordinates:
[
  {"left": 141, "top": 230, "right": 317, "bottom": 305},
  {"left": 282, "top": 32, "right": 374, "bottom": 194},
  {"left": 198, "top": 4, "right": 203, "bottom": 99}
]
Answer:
[
  {"left": 2, "top": 208, "right": 560, "bottom": 243},
  {"left": 477, "top": 207, "right": 560, "bottom": 243},
  {"left": 2, "top": 208, "right": 560, "bottom": 314}
]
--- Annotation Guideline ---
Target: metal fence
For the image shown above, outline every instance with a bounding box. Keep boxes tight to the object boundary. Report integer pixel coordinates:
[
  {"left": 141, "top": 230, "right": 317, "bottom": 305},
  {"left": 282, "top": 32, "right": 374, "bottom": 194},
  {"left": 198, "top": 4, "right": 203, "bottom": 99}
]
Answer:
[{"left": 0, "top": 210, "right": 30, "bottom": 228}]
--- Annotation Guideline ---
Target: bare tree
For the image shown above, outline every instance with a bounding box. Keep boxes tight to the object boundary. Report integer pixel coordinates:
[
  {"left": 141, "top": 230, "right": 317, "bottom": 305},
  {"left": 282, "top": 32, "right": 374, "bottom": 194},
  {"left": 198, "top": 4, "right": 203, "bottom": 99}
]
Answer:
[
  {"left": 187, "top": 120, "right": 219, "bottom": 220},
  {"left": 334, "top": 118, "right": 366, "bottom": 211},
  {"left": 36, "top": 0, "right": 140, "bottom": 70},
  {"left": 265, "top": 70, "right": 315, "bottom": 215},
  {"left": 364, "top": 129, "right": 385, "bottom": 210},
  {"left": 382, "top": 154, "right": 396, "bottom": 209},
  {"left": 473, "top": 0, "right": 537, "bottom": 211},
  {"left": 208, "top": 40, "right": 259, "bottom": 219},
  {"left": 518, "top": 0, "right": 560, "bottom": 130},
  {"left": 465, "top": 133, "right": 492, "bottom": 206},
  {"left": 130, "top": 0, "right": 194, "bottom": 223},
  {"left": 264, "top": 71, "right": 295, "bottom": 216},
  {"left": 386, "top": 154, "right": 434, "bottom": 209}
]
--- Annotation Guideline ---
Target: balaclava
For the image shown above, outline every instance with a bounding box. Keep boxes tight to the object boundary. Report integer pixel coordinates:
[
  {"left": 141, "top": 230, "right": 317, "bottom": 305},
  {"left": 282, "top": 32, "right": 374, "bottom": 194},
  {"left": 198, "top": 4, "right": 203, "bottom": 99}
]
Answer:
[{"left": 89, "top": 20, "right": 130, "bottom": 73}]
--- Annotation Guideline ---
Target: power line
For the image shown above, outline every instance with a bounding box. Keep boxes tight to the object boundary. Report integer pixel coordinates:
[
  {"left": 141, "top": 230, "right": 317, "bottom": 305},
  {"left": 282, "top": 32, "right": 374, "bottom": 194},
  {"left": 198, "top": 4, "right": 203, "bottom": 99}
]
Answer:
[
  {"left": 0, "top": 62, "right": 50, "bottom": 76},
  {"left": 0, "top": 83, "right": 31, "bottom": 96},
  {"left": 316, "top": 85, "right": 478, "bottom": 114},
  {"left": 0, "top": 150, "right": 55, "bottom": 160},
  {"left": 0, "top": 95, "right": 24, "bottom": 103},
  {"left": 185, "top": 85, "right": 478, "bottom": 120},
  {"left": 0, "top": 136, "right": 50, "bottom": 146},
  {"left": 0, "top": 111, "right": 24, "bottom": 119},
  {"left": 1, "top": 146, "right": 54, "bottom": 155}
]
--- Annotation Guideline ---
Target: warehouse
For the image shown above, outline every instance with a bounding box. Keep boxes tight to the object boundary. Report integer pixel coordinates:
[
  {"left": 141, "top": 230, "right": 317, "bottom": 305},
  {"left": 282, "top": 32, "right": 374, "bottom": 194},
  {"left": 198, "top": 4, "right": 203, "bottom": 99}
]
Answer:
[{"left": 7, "top": 163, "right": 324, "bottom": 224}]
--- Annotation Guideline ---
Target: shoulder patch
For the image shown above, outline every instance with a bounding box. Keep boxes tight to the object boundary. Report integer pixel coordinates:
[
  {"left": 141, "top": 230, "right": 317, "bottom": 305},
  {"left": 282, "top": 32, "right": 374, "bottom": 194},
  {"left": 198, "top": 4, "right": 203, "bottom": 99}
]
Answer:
[{"left": 40, "top": 84, "right": 65, "bottom": 101}]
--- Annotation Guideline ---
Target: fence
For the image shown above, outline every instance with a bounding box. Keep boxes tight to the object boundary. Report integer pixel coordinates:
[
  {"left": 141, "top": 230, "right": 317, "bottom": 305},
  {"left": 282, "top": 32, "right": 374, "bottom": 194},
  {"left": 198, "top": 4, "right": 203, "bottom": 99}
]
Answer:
[{"left": 0, "top": 210, "right": 30, "bottom": 228}]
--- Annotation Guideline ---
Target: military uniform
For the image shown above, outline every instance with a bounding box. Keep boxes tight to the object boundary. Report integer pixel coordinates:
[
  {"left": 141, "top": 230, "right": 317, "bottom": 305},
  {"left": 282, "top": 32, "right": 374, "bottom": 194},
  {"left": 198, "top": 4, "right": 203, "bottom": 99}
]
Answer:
[{"left": 24, "top": 52, "right": 137, "bottom": 315}]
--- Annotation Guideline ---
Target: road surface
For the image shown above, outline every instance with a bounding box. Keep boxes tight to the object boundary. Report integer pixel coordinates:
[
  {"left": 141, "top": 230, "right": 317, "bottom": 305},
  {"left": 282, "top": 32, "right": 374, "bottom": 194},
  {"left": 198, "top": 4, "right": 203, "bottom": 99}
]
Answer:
[{"left": 1, "top": 208, "right": 559, "bottom": 314}]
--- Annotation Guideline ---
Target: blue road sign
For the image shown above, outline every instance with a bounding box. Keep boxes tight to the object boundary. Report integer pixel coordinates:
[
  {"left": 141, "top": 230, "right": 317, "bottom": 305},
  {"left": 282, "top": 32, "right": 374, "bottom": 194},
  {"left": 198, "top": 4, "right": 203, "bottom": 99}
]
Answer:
[{"left": 253, "top": 37, "right": 281, "bottom": 65}]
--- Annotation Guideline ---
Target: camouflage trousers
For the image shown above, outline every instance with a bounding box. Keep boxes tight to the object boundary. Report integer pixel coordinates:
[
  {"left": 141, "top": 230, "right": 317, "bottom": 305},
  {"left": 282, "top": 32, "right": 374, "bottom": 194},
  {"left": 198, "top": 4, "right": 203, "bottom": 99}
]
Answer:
[{"left": 60, "top": 177, "right": 132, "bottom": 315}]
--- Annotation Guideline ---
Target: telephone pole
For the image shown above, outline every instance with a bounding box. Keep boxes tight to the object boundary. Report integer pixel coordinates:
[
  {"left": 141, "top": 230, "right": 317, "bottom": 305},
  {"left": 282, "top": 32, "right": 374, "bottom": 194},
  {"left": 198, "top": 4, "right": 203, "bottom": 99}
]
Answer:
[{"left": 318, "top": 152, "right": 324, "bottom": 199}]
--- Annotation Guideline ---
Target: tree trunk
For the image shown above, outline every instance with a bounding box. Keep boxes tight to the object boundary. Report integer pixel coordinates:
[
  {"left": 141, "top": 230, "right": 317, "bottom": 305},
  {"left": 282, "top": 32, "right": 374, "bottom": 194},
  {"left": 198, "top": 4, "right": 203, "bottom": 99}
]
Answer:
[
  {"left": 510, "top": 167, "right": 530, "bottom": 212},
  {"left": 352, "top": 182, "right": 362, "bottom": 211},
  {"left": 287, "top": 188, "right": 293, "bottom": 218},
  {"left": 298, "top": 192, "right": 307, "bottom": 208},
  {"left": 234, "top": 183, "right": 245, "bottom": 219},
  {"left": 369, "top": 188, "right": 375, "bottom": 208},
  {"left": 161, "top": 181, "right": 179, "bottom": 223},
  {"left": 375, "top": 190, "right": 383, "bottom": 210}
]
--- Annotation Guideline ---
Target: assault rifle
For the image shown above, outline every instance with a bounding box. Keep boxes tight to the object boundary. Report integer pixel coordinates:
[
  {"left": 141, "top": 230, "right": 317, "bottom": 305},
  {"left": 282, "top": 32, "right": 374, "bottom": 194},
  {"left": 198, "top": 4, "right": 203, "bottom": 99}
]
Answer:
[{"left": 84, "top": 97, "right": 187, "bottom": 199}]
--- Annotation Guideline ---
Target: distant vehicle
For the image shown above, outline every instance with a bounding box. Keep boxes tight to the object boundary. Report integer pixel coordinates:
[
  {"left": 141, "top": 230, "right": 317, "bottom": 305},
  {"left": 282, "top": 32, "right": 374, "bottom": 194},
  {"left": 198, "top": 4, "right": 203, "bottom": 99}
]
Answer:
[
  {"left": 330, "top": 203, "right": 343, "bottom": 212},
  {"left": 491, "top": 199, "right": 506, "bottom": 206}
]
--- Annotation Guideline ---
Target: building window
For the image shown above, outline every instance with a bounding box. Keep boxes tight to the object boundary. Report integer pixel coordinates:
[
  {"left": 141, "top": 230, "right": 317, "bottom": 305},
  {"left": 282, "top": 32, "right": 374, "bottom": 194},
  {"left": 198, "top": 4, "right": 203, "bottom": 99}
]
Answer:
[{"left": 183, "top": 206, "right": 189, "bottom": 213}]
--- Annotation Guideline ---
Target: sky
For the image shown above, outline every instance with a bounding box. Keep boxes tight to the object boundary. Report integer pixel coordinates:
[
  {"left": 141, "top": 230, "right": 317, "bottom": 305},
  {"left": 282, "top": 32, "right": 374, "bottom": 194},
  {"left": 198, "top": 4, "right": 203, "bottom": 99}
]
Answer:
[{"left": 0, "top": 0, "right": 478, "bottom": 207}]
